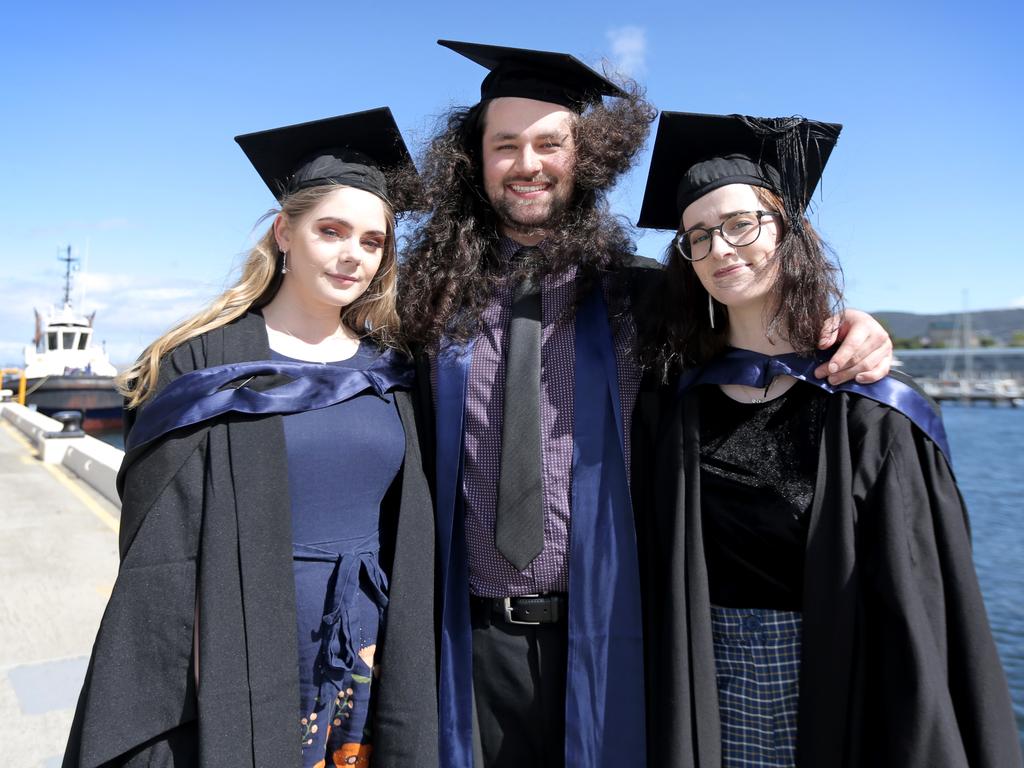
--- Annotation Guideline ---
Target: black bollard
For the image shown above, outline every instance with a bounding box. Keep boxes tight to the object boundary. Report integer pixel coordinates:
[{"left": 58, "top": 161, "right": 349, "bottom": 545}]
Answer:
[{"left": 47, "top": 410, "right": 86, "bottom": 438}]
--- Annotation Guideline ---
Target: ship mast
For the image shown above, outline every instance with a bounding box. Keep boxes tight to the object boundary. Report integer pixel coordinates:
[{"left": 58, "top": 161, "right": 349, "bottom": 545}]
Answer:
[{"left": 59, "top": 245, "right": 77, "bottom": 307}]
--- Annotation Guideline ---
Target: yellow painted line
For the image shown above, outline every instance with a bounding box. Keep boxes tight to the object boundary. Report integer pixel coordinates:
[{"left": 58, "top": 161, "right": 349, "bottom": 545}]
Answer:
[
  {"left": 1, "top": 419, "right": 37, "bottom": 453},
  {"left": 2, "top": 419, "right": 119, "bottom": 534},
  {"left": 41, "top": 461, "right": 119, "bottom": 534}
]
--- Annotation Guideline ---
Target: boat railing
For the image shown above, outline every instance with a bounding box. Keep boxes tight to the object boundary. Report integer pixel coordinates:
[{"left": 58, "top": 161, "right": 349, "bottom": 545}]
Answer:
[{"left": 1, "top": 368, "right": 27, "bottom": 405}]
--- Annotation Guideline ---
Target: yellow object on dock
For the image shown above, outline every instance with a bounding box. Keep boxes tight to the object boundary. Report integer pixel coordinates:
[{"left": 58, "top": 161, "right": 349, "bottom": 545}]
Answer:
[{"left": 0, "top": 367, "right": 27, "bottom": 405}]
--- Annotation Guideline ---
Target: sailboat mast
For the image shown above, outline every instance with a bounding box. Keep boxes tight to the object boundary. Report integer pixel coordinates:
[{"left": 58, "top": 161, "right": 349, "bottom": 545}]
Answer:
[{"left": 963, "top": 290, "right": 973, "bottom": 382}]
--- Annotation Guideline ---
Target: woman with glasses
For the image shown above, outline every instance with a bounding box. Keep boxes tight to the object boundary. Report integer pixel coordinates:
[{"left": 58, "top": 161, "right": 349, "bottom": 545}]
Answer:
[
  {"left": 63, "top": 110, "right": 438, "bottom": 768},
  {"left": 631, "top": 112, "right": 1021, "bottom": 767}
]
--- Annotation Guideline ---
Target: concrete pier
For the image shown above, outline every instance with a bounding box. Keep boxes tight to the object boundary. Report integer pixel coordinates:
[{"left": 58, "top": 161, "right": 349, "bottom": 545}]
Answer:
[{"left": 0, "top": 414, "right": 119, "bottom": 767}]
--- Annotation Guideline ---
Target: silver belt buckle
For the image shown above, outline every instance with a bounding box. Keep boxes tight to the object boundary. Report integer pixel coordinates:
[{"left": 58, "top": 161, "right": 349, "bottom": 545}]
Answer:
[{"left": 503, "top": 594, "right": 542, "bottom": 625}]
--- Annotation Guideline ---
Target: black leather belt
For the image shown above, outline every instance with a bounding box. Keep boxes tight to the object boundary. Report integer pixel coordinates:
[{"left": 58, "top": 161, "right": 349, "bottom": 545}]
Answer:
[{"left": 471, "top": 593, "right": 568, "bottom": 626}]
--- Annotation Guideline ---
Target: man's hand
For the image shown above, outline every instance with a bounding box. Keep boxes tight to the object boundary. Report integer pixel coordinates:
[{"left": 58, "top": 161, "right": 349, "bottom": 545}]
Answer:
[{"left": 815, "top": 308, "right": 893, "bottom": 385}]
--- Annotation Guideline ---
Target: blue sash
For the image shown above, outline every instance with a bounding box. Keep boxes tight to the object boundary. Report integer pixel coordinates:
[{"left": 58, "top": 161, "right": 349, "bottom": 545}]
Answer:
[
  {"left": 678, "top": 347, "right": 951, "bottom": 460},
  {"left": 434, "top": 338, "right": 476, "bottom": 765},
  {"left": 565, "top": 288, "right": 647, "bottom": 766},
  {"left": 434, "top": 288, "right": 646, "bottom": 767},
  {"left": 126, "top": 350, "right": 414, "bottom": 451}
]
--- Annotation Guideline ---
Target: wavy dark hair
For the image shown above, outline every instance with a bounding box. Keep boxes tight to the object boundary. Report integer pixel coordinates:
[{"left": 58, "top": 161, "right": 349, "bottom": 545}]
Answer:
[
  {"left": 637, "top": 186, "right": 845, "bottom": 381},
  {"left": 397, "top": 80, "right": 656, "bottom": 347}
]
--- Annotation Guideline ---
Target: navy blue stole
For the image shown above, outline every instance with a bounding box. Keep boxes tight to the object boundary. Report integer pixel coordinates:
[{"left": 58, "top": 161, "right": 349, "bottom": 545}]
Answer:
[
  {"left": 433, "top": 287, "right": 646, "bottom": 768},
  {"left": 434, "top": 337, "right": 475, "bottom": 765},
  {"left": 126, "top": 349, "right": 414, "bottom": 452},
  {"left": 678, "top": 347, "right": 951, "bottom": 461}
]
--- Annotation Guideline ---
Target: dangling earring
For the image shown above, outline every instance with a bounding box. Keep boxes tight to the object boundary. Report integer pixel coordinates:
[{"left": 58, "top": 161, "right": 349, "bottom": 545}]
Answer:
[
  {"left": 708, "top": 293, "right": 715, "bottom": 329},
  {"left": 280, "top": 251, "right": 289, "bottom": 275}
]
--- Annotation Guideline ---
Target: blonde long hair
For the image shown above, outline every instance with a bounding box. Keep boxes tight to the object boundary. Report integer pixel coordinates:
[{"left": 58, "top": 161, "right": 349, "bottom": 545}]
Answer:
[{"left": 119, "top": 184, "right": 401, "bottom": 408}]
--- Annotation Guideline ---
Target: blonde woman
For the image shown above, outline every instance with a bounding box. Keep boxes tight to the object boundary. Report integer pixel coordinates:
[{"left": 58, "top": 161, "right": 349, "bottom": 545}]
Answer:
[{"left": 64, "top": 109, "right": 437, "bottom": 768}]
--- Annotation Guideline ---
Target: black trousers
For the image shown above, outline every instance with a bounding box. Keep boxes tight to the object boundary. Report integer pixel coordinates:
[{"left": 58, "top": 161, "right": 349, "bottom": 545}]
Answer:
[{"left": 471, "top": 603, "right": 568, "bottom": 768}]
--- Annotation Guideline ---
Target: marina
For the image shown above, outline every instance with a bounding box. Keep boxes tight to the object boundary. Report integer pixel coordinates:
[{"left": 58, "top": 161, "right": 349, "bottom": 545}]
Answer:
[
  {"left": 920, "top": 377, "right": 1024, "bottom": 406},
  {"left": 896, "top": 347, "right": 1024, "bottom": 407}
]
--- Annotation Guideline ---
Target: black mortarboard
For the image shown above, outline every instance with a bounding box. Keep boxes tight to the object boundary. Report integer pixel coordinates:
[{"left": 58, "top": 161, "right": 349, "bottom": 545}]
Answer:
[
  {"left": 636, "top": 112, "right": 842, "bottom": 231},
  {"left": 438, "top": 39, "right": 626, "bottom": 111},
  {"left": 234, "top": 107, "right": 415, "bottom": 207}
]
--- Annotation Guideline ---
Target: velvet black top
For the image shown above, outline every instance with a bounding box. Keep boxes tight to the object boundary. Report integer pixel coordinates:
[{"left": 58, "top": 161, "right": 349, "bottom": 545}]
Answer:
[{"left": 697, "top": 382, "right": 827, "bottom": 610}]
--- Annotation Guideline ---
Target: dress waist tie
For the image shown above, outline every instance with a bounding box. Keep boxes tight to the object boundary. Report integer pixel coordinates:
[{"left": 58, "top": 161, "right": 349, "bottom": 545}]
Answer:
[{"left": 294, "top": 537, "right": 389, "bottom": 702}]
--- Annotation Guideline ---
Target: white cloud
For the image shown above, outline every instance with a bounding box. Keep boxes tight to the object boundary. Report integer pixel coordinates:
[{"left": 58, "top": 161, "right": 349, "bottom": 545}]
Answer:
[
  {"left": 95, "top": 218, "right": 131, "bottom": 232},
  {"left": 27, "top": 217, "right": 132, "bottom": 238},
  {"left": 80, "top": 280, "right": 217, "bottom": 365},
  {"left": 0, "top": 273, "right": 215, "bottom": 367},
  {"left": 77, "top": 272, "right": 141, "bottom": 294},
  {"left": 606, "top": 26, "right": 648, "bottom": 77},
  {"left": 1013, "top": 296, "right": 1024, "bottom": 308},
  {"left": 79, "top": 272, "right": 204, "bottom": 304},
  {"left": 0, "top": 341, "right": 26, "bottom": 363}
]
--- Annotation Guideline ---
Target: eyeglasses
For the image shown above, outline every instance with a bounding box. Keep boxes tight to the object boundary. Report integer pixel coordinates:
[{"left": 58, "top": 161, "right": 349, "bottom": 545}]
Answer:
[{"left": 675, "top": 210, "right": 781, "bottom": 261}]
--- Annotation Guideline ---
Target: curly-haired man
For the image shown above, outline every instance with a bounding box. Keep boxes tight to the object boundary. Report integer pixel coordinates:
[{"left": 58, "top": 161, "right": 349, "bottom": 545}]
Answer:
[{"left": 398, "top": 40, "right": 892, "bottom": 768}]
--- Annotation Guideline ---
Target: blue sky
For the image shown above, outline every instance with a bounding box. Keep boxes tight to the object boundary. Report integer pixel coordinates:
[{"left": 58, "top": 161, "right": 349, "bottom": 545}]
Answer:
[{"left": 2, "top": 0, "right": 1021, "bottom": 365}]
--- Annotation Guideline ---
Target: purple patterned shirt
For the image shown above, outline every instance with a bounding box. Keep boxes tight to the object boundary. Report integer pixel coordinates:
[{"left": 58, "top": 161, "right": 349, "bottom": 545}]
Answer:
[{"left": 433, "top": 239, "right": 639, "bottom": 597}]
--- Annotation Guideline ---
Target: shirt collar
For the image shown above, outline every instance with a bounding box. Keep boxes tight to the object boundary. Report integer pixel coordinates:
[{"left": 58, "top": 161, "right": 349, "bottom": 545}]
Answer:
[{"left": 497, "top": 236, "right": 549, "bottom": 263}]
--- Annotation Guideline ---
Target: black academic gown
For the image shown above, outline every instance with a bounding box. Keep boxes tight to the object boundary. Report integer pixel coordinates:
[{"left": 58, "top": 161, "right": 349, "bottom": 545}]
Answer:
[
  {"left": 633, "top": 383, "right": 1022, "bottom": 768},
  {"left": 63, "top": 312, "right": 439, "bottom": 768}
]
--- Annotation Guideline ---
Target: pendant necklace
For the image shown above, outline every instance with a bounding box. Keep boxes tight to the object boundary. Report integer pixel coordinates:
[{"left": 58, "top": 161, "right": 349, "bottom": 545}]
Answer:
[
  {"left": 270, "top": 323, "right": 355, "bottom": 364},
  {"left": 749, "top": 376, "right": 777, "bottom": 404}
]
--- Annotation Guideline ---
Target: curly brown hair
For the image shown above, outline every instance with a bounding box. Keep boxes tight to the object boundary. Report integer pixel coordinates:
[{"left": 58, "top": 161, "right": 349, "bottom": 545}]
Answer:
[
  {"left": 397, "top": 80, "right": 656, "bottom": 347},
  {"left": 637, "top": 186, "right": 845, "bottom": 380}
]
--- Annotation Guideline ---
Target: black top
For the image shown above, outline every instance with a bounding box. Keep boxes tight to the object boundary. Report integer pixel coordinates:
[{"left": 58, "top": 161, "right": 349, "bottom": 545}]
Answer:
[{"left": 698, "top": 383, "right": 826, "bottom": 610}]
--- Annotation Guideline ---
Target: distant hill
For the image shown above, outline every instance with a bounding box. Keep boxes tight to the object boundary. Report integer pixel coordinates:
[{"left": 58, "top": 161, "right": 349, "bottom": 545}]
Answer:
[{"left": 873, "top": 308, "right": 1024, "bottom": 345}]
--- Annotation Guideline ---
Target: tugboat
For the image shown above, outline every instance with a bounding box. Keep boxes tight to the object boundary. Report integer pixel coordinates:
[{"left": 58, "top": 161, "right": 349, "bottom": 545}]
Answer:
[{"left": 12, "top": 247, "right": 123, "bottom": 433}]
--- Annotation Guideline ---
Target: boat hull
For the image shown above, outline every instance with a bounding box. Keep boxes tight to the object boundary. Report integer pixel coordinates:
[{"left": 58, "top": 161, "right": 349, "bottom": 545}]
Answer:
[{"left": 17, "top": 375, "right": 124, "bottom": 433}]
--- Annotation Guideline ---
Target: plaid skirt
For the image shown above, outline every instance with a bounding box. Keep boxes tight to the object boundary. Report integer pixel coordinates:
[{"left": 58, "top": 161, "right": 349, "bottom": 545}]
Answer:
[{"left": 710, "top": 605, "right": 803, "bottom": 768}]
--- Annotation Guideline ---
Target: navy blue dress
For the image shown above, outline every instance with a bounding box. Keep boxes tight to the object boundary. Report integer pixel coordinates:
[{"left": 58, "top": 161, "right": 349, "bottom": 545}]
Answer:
[{"left": 274, "top": 343, "right": 405, "bottom": 768}]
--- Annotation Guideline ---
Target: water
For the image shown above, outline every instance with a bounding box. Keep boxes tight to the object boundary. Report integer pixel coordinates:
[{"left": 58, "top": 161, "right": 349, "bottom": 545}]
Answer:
[
  {"left": 942, "top": 403, "right": 1024, "bottom": 751},
  {"left": 92, "top": 402, "right": 1024, "bottom": 747},
  {"left": 94, "top": 429, "right": 124, "bottom": 450}
]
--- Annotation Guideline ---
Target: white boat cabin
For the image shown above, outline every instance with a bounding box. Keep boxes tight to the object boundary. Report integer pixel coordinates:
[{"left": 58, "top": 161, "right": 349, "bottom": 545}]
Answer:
[{"left": 24, "top": 304, "right": 118, "bottom": 378}]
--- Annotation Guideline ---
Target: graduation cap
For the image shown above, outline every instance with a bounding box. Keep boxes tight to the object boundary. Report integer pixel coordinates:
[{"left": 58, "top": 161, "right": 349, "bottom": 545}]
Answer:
[
  {"left": 234, "top": 107, "right": 416, "bottom": 207},
  {"left": 636, "top": 112, "right": 842, "bottom": 231},
  {"left": 438, "top": 39, "right": 626, "bottom": 111}
]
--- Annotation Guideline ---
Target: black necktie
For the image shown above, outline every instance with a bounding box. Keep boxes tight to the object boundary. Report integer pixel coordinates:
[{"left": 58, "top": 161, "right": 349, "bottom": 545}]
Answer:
[{"left": 494, "top": 257, "right": 544, "bottom": 571}]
